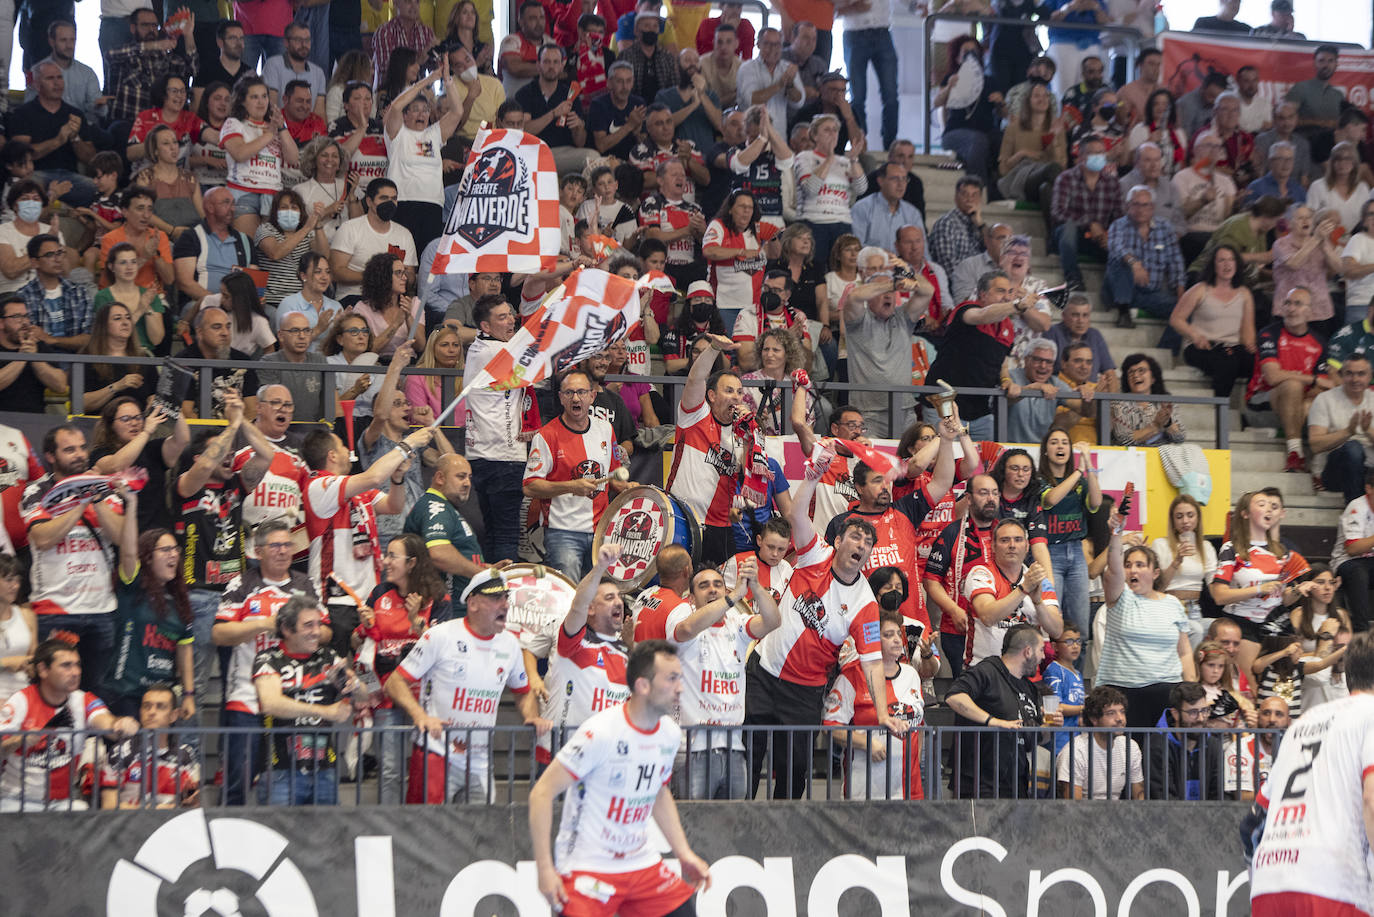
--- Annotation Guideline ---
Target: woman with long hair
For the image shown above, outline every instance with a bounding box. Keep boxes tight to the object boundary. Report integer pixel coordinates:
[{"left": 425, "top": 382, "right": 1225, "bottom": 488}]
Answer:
[
  {"left": 277, "top": 252, "right": 341, "bottom": 341},
  {"left": 355, "top": 251, "right": 425, "bottom": 359},
  {"left": 703, "top": 189, "right": 769, "bottom": 327},
  {"left": 221, "top": 75, "right": 299, "bottom": 236},
  {"left": 998, "top": 79, "right": 1065, "bottom": 203},
  {"left": 376, "top": 48, "right": 425, "bottom": 113},
  {"left": 1195, "top": 640, "right": 1255, "bottom": 729},
  {"left": 1272, "top": 203, "right": 1344, "bottom": 339},
  {"left": 1170, "top": 244, "right": 1256, "bottom": 398},
  {"left": 326, "top": 50, "right": 375, "bottom": 124},
  {"left": 256, "top": 188, "right": 329, "bottom": 313},
  {"left": 325, "top": 311, "right": 383, "bottom": 420},
  {"left": 190, "top": 81, "right": 231, "bottom": 190},
  {"left": 1285, "top": 564, "right": 1352, "bottom": 652},
  {"left": 1308, "top": 140, "right": 1372, "bottom": 235},
  {"left": 92, "top": 241, "right": 167, "bottom": 352},
  {"left": 127, "top": 73, "right": 216, "bottom": 173},
  {"left": 740, "top": 327, "right": 817, "bottom": 435},
  {"left": 1151, "top": 493, "right": 1216, "bottom": 648},
  {"left": 406, "top": 324, "right": 463, "bottom": 422},
  {"left": 90, "top": 397, "right": 188, "bottom": 530},
  {"left": 766, "top": 221, "right": 828, "bottom": 334},
  {"left": 79, "top": 301, "right": 154, "bottom": 413},
  {"left": 1210, "top": 491, "right": 1307, "bottom": 680},
  {"left": 295, "top": 137, "right": 353, "bottom": 240},
  {"left": 822, "top": 232, "right": 863, "bottom": 378},
  {"left": 792, "top": 114, "right": 867, "bottom": 256},
  {"left": 330, "top": 81, "right": 389, "bottom": 199},
  {"left": 212, "top": 272, "right": 275, "bottom": 356},
  {"left": 0, "top": 555, "right": 38, "bottom": 705},
  {"left": 134, "top": 123, "right": 204, "bottom": 239},
  {"left": 1125, "top": 88, "right": 1186, "bottom": 175},
  {"left": 1341, "top": 199, "right": 1374, "bottom": 323},
  {"left": 435, "top": 0, "right": 493, "bottom": 72},
  {"left": 358, "top": 532, "right": 448, "bottom": 803},
  {"left": 1037, "top": 427, "right": 1102, "bottom": 638},
  {"left": 932, "top": 35, "right": 997, "bottom": 185},
  {"left": 602, "top": 337, "right": 661, "bottom": 428},
  {"left": 1112, "top": 352, "right": 1184, "bottom": 445},
  {"left": 103, "top": 487, "right": 196, "bottom": 720}
]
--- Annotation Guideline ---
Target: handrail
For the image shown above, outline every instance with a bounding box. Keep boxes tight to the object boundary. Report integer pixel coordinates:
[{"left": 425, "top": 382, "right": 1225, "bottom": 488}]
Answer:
[
  {"left": 0, "top": 353, "right": 1233, "bottom": 448},
  {"left": 922, "top": 13, "right": 1145, "bottom": 154}
]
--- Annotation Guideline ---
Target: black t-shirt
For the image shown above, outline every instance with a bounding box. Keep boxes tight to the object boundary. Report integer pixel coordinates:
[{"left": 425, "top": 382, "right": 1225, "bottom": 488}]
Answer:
[
  {"left": 998, "top": 490, "right": 1049, "bottom": 545},
  {"left": 0, "top": 341, "right": 59, "bottom": 411},
  {"left": 174, "top": 342, "right": 259, "bottom": 418},
  {"left": 942, "top": 81, "right": 998, "bottom": 134},
  {"left": 791, "top": 100, "right": 851, "bottom": 152},
  {"left": 764, "top": 257, "right": 826, "bottom": 322},
  {"left": 175, "top": 478, "right": 247, "bottom": 591},
  {"left": 1192, "top": 15, "right": 1252, "bottom": 32},
  {"left": 587, "top": 94, "right": 644, "bottom": 160},
  {"left": 9, "top": 99, "right": 99, "bottom": 173},
  {"left": 89, "top": 363, "right": 157, "bottom": 411},
  {"left": 591, "top": 389, "right": 635, "bottom": 446},
  {"left": 91, "top": 436, "right": 174, "bottom": 532},
  {"left": 514, "top": 80, "right": 579, "bottom": 149},
  {"left": 253, "top": 645, "right": 346, "bottom": 769},
  {"left": 728, "top": 144, "right": 785, "bottom": 223},
  {"left": 926, "top": 304, "right": 1015, "bottom": 420},
  {"left": 195, "top": 56, "right": 249, "bottom": 90},
  {"left": 947, "top": 655, "right": 1042, "bottom": 798}
]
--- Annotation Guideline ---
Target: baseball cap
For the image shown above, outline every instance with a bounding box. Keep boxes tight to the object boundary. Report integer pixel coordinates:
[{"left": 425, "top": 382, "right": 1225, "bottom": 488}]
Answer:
[
  {"left": 686, "top": 280, "right": 715, "bottom": 300},
  {"left": 460, "top": 568, "right": 509, "bottom": 603}
]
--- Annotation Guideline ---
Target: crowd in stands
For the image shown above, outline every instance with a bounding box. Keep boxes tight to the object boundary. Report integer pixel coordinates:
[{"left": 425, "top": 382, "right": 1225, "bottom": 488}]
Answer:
[{"left": 0, "top": 0, "right": 1368, "bottom": 810}]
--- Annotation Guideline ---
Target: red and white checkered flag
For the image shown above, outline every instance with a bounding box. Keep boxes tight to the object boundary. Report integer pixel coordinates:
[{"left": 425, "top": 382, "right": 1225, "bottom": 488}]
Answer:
[{"left": 431, "top": 127, "right": 561, "bottom": 275}]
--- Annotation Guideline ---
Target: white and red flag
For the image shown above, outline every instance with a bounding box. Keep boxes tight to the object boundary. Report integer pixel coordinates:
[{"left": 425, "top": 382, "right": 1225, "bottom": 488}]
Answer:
[{"left": 430, "top": 128, "right": 561, "bottom": 275}]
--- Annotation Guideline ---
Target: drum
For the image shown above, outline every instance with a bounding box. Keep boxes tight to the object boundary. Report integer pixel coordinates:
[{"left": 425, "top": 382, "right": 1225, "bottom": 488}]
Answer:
[
  {"left": 501, "top": 563, "right": 577, "bottom": 657},
  {"left": 593, "top": 486, "right": 703, "bottom": 592}
]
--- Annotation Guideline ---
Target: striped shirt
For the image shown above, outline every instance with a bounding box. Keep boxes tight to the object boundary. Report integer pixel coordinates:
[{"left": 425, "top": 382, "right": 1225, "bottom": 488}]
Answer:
[{"left": 1094, "top": 589, "right": 1188, "bottom": 689}]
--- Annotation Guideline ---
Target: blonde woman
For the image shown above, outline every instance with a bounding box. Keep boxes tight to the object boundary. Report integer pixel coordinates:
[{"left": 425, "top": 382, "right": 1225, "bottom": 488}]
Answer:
[
  {"left": 1152, "top": 494, "right": 1216, "bottom": 649},
  {"left": 405, "top": 325, "right": 464, "bottom": 424}
]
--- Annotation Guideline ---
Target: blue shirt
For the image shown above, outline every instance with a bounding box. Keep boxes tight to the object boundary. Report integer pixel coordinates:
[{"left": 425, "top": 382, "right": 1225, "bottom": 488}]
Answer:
[
  {"left": 731, "top": 456, "right": 790, "bottom": 552},
  {"left": 18, "top": 277, "right": 94, "bottom": 339},
  {"left": 850, "top": 194, "right": 924, "bottom": 251},
  {"left": 1106, "top": 215, "right": 1186, "bottom": 293},
  {"left": 1042, "top": 0, "right": 1107, "bottom": 47},
  {"left": 275, "top": 291, "right": 341, "bottom": 330},
  {"left": 1007, "top": 367, "right": 1075, "bottom": 445},
  {"left": 1043, "top": 660, "right": 1084, "bottom": 756},
  {"left": 1239, "top": 172, "right": 1307, "bottom": 209}
]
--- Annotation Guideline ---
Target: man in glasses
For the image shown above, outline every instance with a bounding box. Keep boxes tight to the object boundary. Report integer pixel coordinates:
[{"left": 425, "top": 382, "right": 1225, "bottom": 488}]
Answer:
[
  {"left": 258, "top": 310, "right": 329, "bottom": 422},
  {"left": 16, "top": 234, "right": 91, "bottom": 352},
  {"left": 1144, "top": 681, "right": 1226, "bottom": 800},
  {"left": 0, "top": 293, "right": 68, "bottom": 413}
]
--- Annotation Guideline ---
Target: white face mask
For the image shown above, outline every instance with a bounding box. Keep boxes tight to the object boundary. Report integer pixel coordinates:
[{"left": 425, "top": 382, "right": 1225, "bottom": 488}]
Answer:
[{"left": 460, "top": 65, "right": 478, "bottom": 83}]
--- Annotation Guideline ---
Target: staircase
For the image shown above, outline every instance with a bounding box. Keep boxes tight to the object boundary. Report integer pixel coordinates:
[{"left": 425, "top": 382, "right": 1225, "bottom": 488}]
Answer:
[{"left": 910, "top": 155, "right": 1343, "bottom": 553}]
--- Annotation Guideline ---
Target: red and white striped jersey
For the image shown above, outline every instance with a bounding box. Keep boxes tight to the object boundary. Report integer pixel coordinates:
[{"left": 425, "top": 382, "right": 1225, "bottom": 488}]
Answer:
[
  {"left": 538, "top": 624, "right": 630, "bottom": 763},
  {"left": 215, "top": 570, "right": 322, "bottom": 714},
  {"left": 395, "top": 618, "right": 529, "bottom": 758},
  {"left": 825, "top": 485, "right": 939, "bottom": 629},
  {"left": 0, "top": 425, "right": 43, "bottom": 551},
  {"left": 962, "top": 562, "right": 1060, "bottom": 666},
  {"left": 1253, "top": 693, "right": 1374, "bottom": 912},
  {"left": 1214, "top": 542, "right": 1302, "bottom": 624},
  {"left": 810, "top": 456, "right": 858, "bottom": 536},
  {"left": 666, "top": 604, "right": 758, "bottom": 750},
  {"left": 0, "top": 685, "right": 107, "bottom": 807},
  {"left": 524, "top": 415, "right": 619, "bottom": 532},
  {"left": 721, "top": 551, "right": 793, "bottom": 606},
  {"left": 630, "top": 585, "right": 690, "bottom": 643},
  {"left": 824, "top": 659, "right": 924, "bottom": 800},
  {"left": 753, "top": 535, "right": 883, "bottom": 686},
  {"left": 304, "top": 471, "right": 385, "bottom": 606},
  {"left": 553, "top": 704, "right": 681, "bottom": 874},
  {"left": 667, "top": 397, "right": 739, "bottom": 527},
  {"left": 233, "top": 446, "right": 310, "bottom": 558}
]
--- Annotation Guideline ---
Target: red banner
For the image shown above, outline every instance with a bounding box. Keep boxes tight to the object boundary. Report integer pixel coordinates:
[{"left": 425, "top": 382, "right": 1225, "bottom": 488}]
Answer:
[{"left": 1159, "top": 30, "right": 1374, "bottom": 114}]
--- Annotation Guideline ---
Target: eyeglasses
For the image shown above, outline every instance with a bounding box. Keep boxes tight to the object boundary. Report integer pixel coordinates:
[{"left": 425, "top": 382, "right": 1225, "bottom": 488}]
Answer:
[
  {"left": 836, "top": 420, "right": 866, "bottom": 432},
  {"left": 1057, "top": 638, "right": 1083, "bottom": 646},
  {"left": 561, "top": 388, "right": 592, "bottom": 398},
  {"left": 114, "top": 414, "right": 143, "bottom": 423},
  {"left": 37, "top": 249, "right": 65, "bottom": 259},
  {"left": 262, "top": 399, "right": 295, "bottom": 411},
  {"left": 1026, "top": 355, "right": 1054, "bottom": 365},
  {"left": 263, "top": 541, "right": 295, "bottom": 551},
  {"left": 280, "top": 327, "right": 312, "bottom": 335},
  {"left": 340, "top": 327, "right": 369, "bottom": 336},
  {"left": 1180, "top": 705, "right": 1211, "bottom": 717},
  {"left": 152, "top": 545, "right": 180, "bottom": 555}
]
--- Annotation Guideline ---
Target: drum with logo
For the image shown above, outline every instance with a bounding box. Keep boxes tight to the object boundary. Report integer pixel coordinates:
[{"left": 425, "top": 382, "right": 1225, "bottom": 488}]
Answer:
[
  {"left": 592, "top": 486, "right": 703, "bottom": 592},
  {"left": 501, "top": 563, "right": 577, "bottom": 658}
]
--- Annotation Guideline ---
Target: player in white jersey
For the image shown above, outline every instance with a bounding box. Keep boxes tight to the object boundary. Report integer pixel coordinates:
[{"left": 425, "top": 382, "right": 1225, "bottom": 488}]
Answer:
[
  {"left": 529, "top": 640, "right": 711, "bottom": 917},
  {"left": 1249, "top": 630, "right": 1374, "bottom": 917},
  {"left": 387, "top": 568, "right": 548, "bottom": 804},
  {"left": 666, "top": 557, "right": 781, "bottom": 799},
  {"left": 538, "top": 543, "right": 632, "bottom": 764}
]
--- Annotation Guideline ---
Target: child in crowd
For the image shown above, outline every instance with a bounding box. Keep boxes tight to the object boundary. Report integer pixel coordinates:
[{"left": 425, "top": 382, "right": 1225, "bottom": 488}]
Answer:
[
  {"left": 78, "top": 153, "right": 128, "bottom": 275},
  {"left": 1043, "top": 626, "right": 1085, "bottom": 757},
  {"left": 1252, "top": 633, "right": 1346, "bottom": 719},
  {"left": 1196, "top": 639, "right": 1256, "bottom": 728}
]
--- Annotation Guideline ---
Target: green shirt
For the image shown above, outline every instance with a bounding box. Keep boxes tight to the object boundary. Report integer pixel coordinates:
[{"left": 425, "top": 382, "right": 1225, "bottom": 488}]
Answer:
[
  {"left": 92, "top": 286, "right": 167, "bottom": 353},
  {"left": 404, "top": 488, "right": 482, "bottom": 614},
  {"left": 104, "top": 567, "right": 193, "bottom": 703},
  {"left": 1189, "top": 212, "right": 1265, "bottom": 280}
]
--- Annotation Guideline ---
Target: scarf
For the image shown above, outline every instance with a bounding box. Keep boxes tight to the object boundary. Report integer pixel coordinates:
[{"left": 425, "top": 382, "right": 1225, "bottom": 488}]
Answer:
[{"left": 732, "top": 410, "right": 773, "bottom": 510}]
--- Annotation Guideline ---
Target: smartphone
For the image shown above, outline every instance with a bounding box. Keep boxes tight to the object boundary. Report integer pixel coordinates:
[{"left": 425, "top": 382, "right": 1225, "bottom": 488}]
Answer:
[{"left": 1118, "top": 481, "right": 1135, "bottom": 516}]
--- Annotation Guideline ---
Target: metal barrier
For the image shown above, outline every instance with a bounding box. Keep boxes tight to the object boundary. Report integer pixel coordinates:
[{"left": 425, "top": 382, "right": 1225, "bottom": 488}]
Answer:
[
  {"left": 922, "top": 14, "right": 1144, "bottom": 154},
  {"left": 0, "top": 722, "right": 1280, "bottom": 809},
  {"left": 0, "top": 352, "right": 1234, "bottom": 448}
]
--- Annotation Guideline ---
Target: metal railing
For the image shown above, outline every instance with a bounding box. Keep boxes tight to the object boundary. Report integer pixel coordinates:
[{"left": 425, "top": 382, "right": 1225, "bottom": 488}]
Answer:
[
  {"left": 0, "top": 722, "right": 1280, "bottom": 809},
  {"left": 0, "top": 352, "right": 1234, "bottom": 447},
  {"left": 923, "top": 14, "right": 1145, "bottom": 154}
]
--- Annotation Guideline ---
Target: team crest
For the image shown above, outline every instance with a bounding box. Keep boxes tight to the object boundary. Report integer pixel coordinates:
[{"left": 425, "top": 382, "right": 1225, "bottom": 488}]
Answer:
[{"left": 454, "top": 147, "right": 531, "bottom": 248}]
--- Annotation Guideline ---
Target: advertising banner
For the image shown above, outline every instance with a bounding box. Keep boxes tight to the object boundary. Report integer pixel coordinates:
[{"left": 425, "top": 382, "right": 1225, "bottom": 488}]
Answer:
[{"left": 5, "top": 800, "right": 1254, "bottom": 916}]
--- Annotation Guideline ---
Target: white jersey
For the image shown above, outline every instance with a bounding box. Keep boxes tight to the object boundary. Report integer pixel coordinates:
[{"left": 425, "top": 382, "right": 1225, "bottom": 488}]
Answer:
[
  {"left": 463, "top": 336, "right": 528, "bottom": 464},
  {"left": 215, "top": 570, "right": 320, "bottom": 715},
  {"left": 553, "top": 703, "right": 681, "bottom": 875},
  {"left": 1252, "top": 693, "right": 1374, "bottom": 911},
  {"left": 304, "top": 472, "right": 385, "bottom": 607},
  {"left": 0, "top": 685, "right": 105, "bottom": 811},
  {"left": 665, "top": 604, "right": 759, "bottom": 752},
  {"left": 962, "top": 562, "right": 1060, "bottom": 667},
  {"left": 1331, "top": 494, "right": 1374, "bottom": 571},
  {"left": 537, "top": 624, "right": 630, "bottom": 763},
  {"left": 233, "top": 446, "right": 310, "bottom": 557},
  {"left": 720, "top": 552, "right": 792, "bottom": 606},
  {"left": 396, "top": 619, "right": 529, "bottom": 759},
  {"left": 823, "top": 661, "right": 924, "bottom": 800},
  {"left": 20, "top": 476, "right": 120, "bottom": 617}
]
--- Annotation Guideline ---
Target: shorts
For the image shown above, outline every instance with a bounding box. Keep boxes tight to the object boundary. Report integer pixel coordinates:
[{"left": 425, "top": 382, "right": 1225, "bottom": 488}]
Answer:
[
  {"left": 405, "top": 745, "right": 490, "bottom": 804},
  {"left": 1252, "top": 892, "right": 1369, "bottom": 917},
  {"left": 1223, "top": 612, "right": 1267, "bottom": 643},
  {"left": 559, "top": 861, "right": 695, "bottom": 917},
  {"left": 230, "top": 187, "right": 276, "bottom": 217}
]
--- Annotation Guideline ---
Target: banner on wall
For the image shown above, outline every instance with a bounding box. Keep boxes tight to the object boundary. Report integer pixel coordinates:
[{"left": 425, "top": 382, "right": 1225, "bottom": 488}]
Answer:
[
  {"left": 1159, "top": 31, "right": 1374, "bottom": 114},
  {"left": 2, "top": 801, "right": 1253, "bottom": 916}
]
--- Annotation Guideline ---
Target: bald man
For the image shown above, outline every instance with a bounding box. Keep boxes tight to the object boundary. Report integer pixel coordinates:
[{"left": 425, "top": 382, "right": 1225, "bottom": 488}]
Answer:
[
  {"left": 173, "top": 186, "right": 253, "bottom": 308},
  {"left": 404, "top": 453, "right": 486, "bottom": 611},
  {"left": 178, "top": 307, "right": 260, "bottom": 420},
  {"left": 629, "top": 544, "right": 694, "bottom": 642}
]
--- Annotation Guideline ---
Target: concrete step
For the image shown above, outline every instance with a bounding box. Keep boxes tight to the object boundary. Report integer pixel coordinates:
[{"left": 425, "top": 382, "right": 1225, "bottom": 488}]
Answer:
[{"left": 1230, "top": 470, "right": 1346, "bottom": 501}]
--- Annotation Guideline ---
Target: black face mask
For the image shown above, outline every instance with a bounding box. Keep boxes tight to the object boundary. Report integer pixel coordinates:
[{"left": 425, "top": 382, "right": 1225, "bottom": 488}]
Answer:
[
  {"left": 374, "top": 200, "right": 399, "bottom": 222},
  {"left": 640, "top": 31, "right": 658, "bottom": 47},
  {"left": 1098, "top": 103, "right": 1117, "bottom": 119},
  {"left": 879, "top": 591, "right": 904, "bottom": 611},
  {"left": 760, "top": 290, "right": 783, "bottom": 312},
  {"left": 679, "top": 69, "right": 696, "bottom": 89},
  {"left": 690, "top": 299, "right": 715, "bottom": 322}
]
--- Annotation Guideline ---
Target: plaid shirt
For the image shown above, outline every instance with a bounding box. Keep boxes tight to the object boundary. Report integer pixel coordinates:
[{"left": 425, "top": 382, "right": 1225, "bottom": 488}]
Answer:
[
  {"left": 105, "top": 43, "right": 198, "bottom": 124},
  {"left": 371, "top": 19, "right": 437, "bottom": 90},
  {"left": 1107, "top": 215, "right": 1185, "bottom": 293},
  {"left": 928, "top": 207, "right": 983, "bottom": 272},
  {"left": 1051, "top": 167, "right": 1122, "bottom": 231},
  {"left": 19, "top": 277, "right": 94, "bottom": 339}
]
